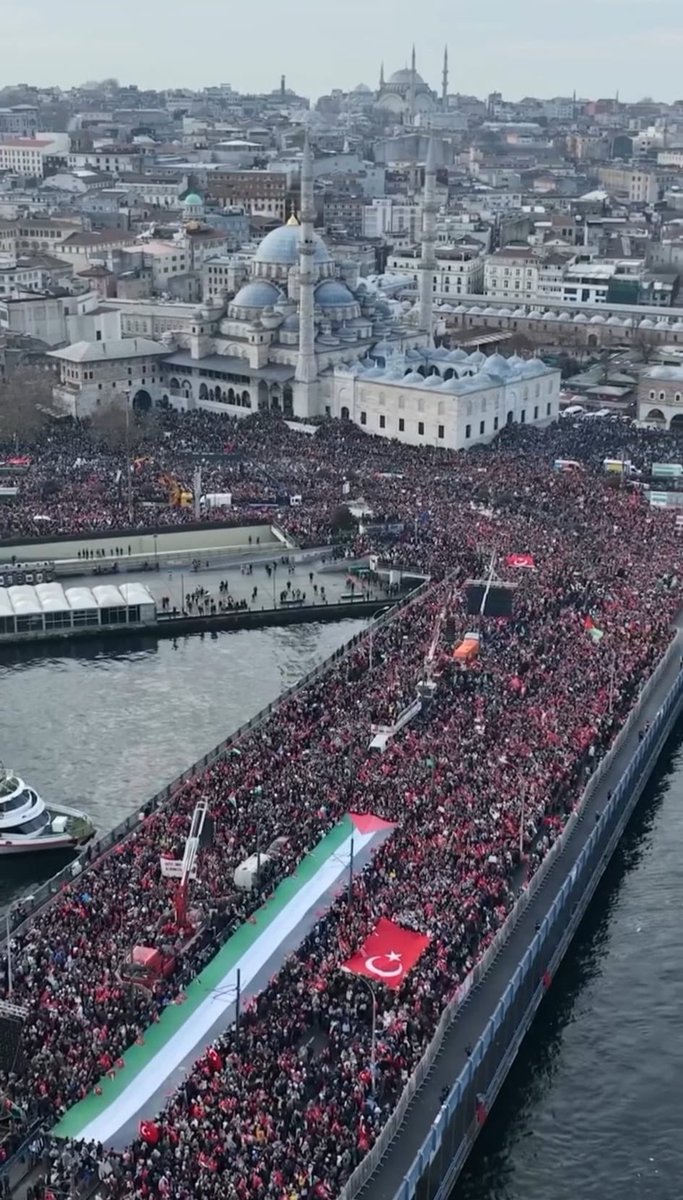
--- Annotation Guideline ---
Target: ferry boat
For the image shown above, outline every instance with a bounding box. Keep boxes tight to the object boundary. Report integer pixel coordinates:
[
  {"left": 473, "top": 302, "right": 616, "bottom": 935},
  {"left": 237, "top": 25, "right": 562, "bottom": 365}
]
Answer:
[{"left": 0, "top": 764, "right": 94, "bottom": 855}]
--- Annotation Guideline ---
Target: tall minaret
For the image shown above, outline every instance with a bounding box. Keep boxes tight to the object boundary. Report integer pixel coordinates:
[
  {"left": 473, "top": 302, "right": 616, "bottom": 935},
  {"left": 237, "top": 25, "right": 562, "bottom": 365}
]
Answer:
[
  {"left": 380, "top": 61, "right": 385, "bottom": 89},
  {"left": 418, "top": 137, "right": 437, "bottom": 341},
  {"left": 441, "top": 46, "right": 449, "bottom": 112},
  {"left": 294, "top": 133, "right": 318, "bottom": 417},
  {"left": 408, "top": 44, "right": 417, "bottom": 125}
]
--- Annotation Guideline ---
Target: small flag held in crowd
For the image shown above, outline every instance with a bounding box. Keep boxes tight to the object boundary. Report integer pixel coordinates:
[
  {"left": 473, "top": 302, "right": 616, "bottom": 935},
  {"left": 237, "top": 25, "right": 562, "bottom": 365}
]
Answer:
[
  {"left": 342, "top": 917, "right": 430, "bottom": 990},
  {"left": 504, "top": 553, "right": 535, "bottom": 569},
  {"left": 139, "top": 1119, "right": 159, "bottom": 1144},
  {"left": 584, "top": 615, "right": 604, "bottom": 643}
]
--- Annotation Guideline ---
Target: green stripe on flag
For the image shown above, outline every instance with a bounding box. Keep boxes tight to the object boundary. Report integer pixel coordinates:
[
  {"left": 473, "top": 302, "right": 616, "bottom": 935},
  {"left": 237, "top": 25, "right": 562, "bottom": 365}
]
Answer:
[{"left": 54, "top": 816, "right": 353, "bottom": 1139}]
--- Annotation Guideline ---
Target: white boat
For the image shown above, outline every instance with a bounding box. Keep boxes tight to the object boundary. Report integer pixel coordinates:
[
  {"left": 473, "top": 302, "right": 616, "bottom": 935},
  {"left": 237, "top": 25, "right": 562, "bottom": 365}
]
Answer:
[{"left": 0, "top": 764, "right": 95, "bottom": 855}]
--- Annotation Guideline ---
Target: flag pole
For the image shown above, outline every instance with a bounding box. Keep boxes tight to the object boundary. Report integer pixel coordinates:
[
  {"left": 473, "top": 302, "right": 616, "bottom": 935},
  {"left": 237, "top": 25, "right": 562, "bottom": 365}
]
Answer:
[
  {"left": 519, "top": 792, "right": 525, "bottom": 859},
  {"left": 235, "top": 967, "right": 241, "bottom": 1049},
  {"left": 370, "top": 980, "right": 377, "bottom": 1095},
  {"left": 348, "top": 835, "right": 354, "bottom": 906}
]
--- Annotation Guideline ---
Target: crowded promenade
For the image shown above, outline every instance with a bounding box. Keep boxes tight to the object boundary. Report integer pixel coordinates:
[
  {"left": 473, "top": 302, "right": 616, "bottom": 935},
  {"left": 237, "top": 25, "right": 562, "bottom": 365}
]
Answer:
[{"left": 1, "top": 408, "right": 682, "bottom": 1199}]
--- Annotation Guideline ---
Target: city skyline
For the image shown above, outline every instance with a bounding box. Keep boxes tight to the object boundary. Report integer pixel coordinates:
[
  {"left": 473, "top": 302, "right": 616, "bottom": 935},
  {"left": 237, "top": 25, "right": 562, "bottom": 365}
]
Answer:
[{"left": 2, "top": 0, "right": 682, "bottom": 103}]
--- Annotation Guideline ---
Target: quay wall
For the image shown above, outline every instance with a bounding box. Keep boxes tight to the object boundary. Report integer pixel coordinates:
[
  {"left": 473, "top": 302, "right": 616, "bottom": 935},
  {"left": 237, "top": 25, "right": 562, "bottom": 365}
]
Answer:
[{"left": 0, "top": 522, "right": 281, "bottom": 565}]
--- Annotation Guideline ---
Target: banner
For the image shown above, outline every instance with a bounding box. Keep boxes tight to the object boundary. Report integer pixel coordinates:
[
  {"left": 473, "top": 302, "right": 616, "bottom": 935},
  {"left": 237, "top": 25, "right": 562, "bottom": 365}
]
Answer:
[
  {"left": 504, "top": 553, "right": 535, "bottom": 569},
  {"left": 159, "top": 857, "right": 196, "bottom": 880},
  {"left": 342, "top": 917, "right": 430, "bottom": 990}
]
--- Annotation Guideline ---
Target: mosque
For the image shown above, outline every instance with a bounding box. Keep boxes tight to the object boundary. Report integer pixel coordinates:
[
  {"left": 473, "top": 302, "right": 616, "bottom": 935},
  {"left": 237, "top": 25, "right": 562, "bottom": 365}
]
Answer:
[
  {"left": 374, "top": 47, "right": 441, "bottom": 121},
  {"left": 160, "top": 137, "right": 561, "bottom": 450}
]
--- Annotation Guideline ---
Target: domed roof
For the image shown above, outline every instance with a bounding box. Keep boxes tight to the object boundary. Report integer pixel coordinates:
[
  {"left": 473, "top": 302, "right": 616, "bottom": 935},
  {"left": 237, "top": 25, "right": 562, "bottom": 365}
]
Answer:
[
  {"left": 484, "top": 353, "right": 511, "bottom": 376},
  {"left": 388, "top": 67, "right": 427, "bottom": 86},
  {"left": 232, "top": 280, "right": 283, "bottom": 308},
  {"left": 255, "top": 223, "right": 330, "bottom": 267},
  {"left": 315, "top": 279, "right": 356, "bottom": 308},
  {"left": 281, "top": 313, "right": 300, "bottom": 331},
  {"left": 183, "top": 192, "right": 203, "bottom": 206}
]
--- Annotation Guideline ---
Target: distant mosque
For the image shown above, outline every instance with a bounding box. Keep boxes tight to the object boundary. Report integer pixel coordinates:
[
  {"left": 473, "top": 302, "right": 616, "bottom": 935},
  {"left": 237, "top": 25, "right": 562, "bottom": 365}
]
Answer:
[{"left": 375, "top": 45, "right": 449, "bottom": 123}]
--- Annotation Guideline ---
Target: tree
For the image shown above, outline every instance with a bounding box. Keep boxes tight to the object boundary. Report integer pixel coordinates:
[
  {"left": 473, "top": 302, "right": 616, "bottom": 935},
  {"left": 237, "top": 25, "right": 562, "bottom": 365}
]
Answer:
[
  {"left": 0, "top": 367, "right": 54, "bottom": 445},
  {"left": 331, "top": 504, "right": 358, "bottom": 534},
  {"left": 89, "top": 402, "right": 160, "bottom": 454}
]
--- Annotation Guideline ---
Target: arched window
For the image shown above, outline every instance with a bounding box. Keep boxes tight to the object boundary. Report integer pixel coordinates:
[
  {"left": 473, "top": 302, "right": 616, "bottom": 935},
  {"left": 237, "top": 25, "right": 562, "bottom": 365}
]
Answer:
[
  {"left": 199, "top": 383, "right": 209, "bottom": 401},
  {"left": 341, "top": 406, "right": 350, "bottom": 420}
]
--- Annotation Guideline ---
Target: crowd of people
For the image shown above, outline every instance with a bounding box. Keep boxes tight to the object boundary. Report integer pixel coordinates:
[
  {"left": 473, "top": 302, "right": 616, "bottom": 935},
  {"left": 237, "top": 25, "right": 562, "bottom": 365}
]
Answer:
[{"left": 1, "top": 408, "right": 683, "bottom": 1199}]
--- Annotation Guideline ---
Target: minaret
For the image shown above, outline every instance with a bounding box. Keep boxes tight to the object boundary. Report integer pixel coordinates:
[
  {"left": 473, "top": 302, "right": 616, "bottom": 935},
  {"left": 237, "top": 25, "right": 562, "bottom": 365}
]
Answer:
[
  {"left": 408, "top": 44, "right": 417, "bottom": 125},
  {"left": 380, "top": 62, "right": 385, "bottom": 89},
  {"left": 418, "top": 137, "right": 437, "bottom": 341},
  {"left": 294, "top": 133, "right": 318, "bottom": 417},
  {"left": 442, "top": 46, "right": 449, "bottom": 112}
]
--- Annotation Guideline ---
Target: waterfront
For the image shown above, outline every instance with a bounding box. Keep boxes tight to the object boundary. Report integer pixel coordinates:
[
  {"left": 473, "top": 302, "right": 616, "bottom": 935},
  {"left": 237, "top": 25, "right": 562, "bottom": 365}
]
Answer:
[
  {"left": 455, "top": 723, "right": 683, "bottom": 1200},
  {"left": 0, "top": 618, "right": 367, "bottom": 910}
]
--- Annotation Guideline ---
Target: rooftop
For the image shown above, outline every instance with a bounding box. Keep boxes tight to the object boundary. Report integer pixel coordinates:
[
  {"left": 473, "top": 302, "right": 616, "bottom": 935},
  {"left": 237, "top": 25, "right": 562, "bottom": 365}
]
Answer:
[{"left": 49, "top": 337, "right": 167, "bottom": 363}]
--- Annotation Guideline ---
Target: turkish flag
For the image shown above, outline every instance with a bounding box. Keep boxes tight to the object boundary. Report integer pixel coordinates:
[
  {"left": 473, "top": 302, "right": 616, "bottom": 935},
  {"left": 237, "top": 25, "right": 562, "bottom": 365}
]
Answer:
[
  {"left": 504, "top": 553, "right": 535, "bottom": 569},
  {"left": 139, "top": 1119, "right": 159, "bottom": 1145},
  {"left": 207, "top": 1046, "right": 222, "bottom": 1072},
  {"left": 342, "top": 917, "right": 431, "bottom": 990}
]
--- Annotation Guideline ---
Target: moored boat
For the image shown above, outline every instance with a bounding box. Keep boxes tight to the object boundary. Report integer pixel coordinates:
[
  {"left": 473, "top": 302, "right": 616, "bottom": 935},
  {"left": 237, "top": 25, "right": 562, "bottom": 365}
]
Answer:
[{"left": 0, "top": 764, "right": 94, "bottom": 854}]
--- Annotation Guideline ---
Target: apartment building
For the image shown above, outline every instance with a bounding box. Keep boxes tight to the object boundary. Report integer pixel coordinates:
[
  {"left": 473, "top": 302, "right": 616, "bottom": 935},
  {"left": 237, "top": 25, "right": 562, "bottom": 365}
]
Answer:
[
  {"left": 597, "top": 166, "right": 659, "bottom": 204},
  {"left": 206, "top": 170, "right": 288, "bottom": 220},
  {"left": 484, "top": 246, "right": 539, "bottom": 303}
]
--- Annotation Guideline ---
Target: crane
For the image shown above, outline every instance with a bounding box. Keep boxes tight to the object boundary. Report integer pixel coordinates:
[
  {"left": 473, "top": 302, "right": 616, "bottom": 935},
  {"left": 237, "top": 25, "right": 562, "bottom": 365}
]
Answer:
[
  {"left": 416, "top": 592, "right": 451, "bottom": 702},
  {"left": 174, "top": 797, "right": 209, "bottom": 932}
]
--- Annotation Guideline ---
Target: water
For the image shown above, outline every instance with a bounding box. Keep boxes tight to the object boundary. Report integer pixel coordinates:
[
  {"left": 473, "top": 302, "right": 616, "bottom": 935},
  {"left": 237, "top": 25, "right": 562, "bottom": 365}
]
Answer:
[
  {"left": 0, "top": 619, "right": 367, "bottom": 908},
  {"left": 455, "top": 723, "right": 683, "bottom": 1200}
]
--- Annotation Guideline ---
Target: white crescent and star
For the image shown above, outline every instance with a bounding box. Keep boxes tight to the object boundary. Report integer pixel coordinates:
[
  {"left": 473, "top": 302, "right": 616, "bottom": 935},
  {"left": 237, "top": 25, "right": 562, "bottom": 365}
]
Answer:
[{"left": 364, "top": 951, "right": 403, "bottom": 979}]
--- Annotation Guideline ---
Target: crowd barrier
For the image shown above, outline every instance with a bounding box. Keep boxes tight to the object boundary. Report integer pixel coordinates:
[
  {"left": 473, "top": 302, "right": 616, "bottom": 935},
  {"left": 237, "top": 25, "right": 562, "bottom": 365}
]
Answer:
[
  {"left": 4, "top": 580, "right": 428, "bottom": 939},
  {"left": 341, "top": 631, "right": 683, "bottom": 1200}
]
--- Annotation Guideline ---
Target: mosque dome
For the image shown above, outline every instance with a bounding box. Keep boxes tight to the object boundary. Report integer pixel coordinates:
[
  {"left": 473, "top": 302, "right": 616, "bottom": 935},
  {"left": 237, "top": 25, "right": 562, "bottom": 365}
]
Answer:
[
  {"left": 183, "top": 192, "right": 203, "bottom": 207},
  {"left": 253, "top": 217, "right": 333, "bottom": 279},
  {"left": 387, "top": 67, "right": 427, "bottom": 87},
  {"left": 230, "top": 280, "right": 284, "bottom": 313},
  {"left": 314, "top": 279, "right": 357, "bottom": 311}
]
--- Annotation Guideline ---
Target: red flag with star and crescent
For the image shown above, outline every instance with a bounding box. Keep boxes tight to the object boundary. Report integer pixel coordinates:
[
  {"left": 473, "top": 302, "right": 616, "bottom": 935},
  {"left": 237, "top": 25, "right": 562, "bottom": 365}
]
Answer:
[{"left": 342, "top": 917, "right": 431, "bottom": 990}]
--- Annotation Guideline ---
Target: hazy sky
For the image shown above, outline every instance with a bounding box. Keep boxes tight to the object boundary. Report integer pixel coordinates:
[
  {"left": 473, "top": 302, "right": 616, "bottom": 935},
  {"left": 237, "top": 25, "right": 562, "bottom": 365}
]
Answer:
[{"left": 5, "top": 0, "right": 682, "bottom": 102}]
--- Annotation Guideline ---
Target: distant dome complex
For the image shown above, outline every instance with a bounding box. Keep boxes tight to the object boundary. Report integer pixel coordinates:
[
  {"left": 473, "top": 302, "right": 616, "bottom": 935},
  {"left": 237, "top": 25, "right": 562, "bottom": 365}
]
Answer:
[{"left": 375, "top": 48, "right": 437, "bottom": 119}]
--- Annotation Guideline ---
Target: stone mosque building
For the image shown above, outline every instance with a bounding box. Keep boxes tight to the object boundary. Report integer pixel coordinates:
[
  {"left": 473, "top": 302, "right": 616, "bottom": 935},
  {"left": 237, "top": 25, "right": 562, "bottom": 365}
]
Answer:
[
  {"left": 49, "top": 125, "right": 560, "bottom": 450},
  {"left": 156, "top": 135, "right": 561, "bottom": 450}
]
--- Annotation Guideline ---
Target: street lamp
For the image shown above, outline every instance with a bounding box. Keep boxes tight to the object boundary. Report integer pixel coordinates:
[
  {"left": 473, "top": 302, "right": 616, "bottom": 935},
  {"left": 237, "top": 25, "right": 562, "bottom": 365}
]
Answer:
[
  {"left": 124, "top": 388, "right": 133, "bottom": 524},
  {"left": 354, "top": 974, "right": 378, "bottom": 1095}
]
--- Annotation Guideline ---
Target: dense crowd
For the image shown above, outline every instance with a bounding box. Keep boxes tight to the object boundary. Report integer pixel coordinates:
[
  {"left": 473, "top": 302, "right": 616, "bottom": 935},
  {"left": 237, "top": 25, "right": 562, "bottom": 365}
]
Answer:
[{"left": 1, "top": 409, "right": 683, "bottom": 1199}]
